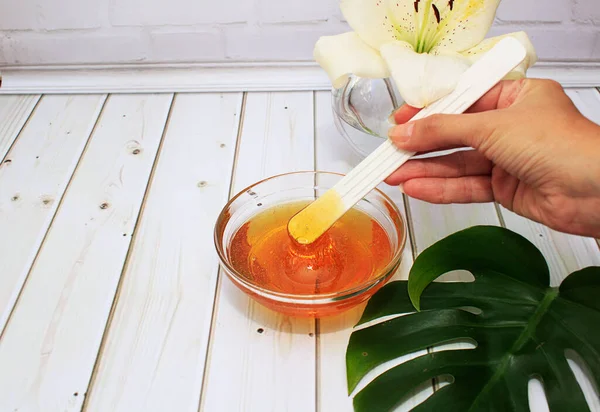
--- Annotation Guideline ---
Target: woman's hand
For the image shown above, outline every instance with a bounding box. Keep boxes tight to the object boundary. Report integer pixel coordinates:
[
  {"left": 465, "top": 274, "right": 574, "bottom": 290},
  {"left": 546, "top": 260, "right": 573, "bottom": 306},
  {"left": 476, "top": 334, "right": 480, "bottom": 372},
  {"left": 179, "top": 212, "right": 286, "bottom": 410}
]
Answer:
[{"left": 387, "top": 78, "right": 600, "bottom": 238}]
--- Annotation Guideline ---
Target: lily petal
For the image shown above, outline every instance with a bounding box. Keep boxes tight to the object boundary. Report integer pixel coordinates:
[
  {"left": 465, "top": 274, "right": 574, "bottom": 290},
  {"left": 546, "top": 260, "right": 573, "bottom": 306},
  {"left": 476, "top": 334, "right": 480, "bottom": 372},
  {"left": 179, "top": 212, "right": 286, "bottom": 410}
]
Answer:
[
  {"left": 314, "top": 32, "right": 391, "bottom": 89},
  {"left": 383, "top": 0, "right": 421, "bottom": 47},
  {"left": 430, "top": 0, "right": 500, "bottom": 53},
  {"left": 380, "top": 40, "right": 471, "bottom": 108},
  {"left": 461, "top": 31, "right": 538, "bottom": 78},
  {"left": 340, "top": 0, "right": 398, "bottom": 48}
]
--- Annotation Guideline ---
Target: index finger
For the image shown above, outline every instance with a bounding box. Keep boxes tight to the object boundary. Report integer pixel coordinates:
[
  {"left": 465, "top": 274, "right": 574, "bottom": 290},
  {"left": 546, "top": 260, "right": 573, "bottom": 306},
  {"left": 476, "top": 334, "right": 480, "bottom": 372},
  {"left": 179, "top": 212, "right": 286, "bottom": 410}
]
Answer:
[
  {"left": 390, "top": 79, "right": 525, "bottom": 124},
  {"left": 391, "top": 104, "right": 420, "bottom": 125}
]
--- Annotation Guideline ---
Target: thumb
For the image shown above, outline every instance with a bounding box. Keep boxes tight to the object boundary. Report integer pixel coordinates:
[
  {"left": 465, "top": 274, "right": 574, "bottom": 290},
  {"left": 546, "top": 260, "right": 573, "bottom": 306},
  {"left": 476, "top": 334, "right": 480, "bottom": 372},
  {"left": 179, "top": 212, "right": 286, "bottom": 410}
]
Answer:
[{"left": 388, "top": 112, "right": 495, "bottom": 153}]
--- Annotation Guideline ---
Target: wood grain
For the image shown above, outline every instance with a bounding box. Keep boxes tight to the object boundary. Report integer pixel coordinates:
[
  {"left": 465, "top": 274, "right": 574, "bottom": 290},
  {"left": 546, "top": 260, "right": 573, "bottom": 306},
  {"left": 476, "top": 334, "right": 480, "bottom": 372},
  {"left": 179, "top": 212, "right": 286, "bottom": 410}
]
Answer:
[
  {"left": 500, "top": 208, "right": 600, "bottom": 285},
  {"left": 566, "top": 88, "right": 600, "bottom": 125},
  {"left": 85, "top": 93, "right": 243, "bottom": 412},
  {"left": 0, "top": 95, "right": 106, "bottom": 332},
  {"left": 407, "top": 201, "right": 500, "bottom": 255},
  {"left": 0, "top": 85, "right": 597, "bottom": 412},
  {"left": 201, "top": 92, "right": 317, "bottom": 412},
  {"left": 0, "top": 94, "right": 173, "bottom": 412},
  {"left": 0, "top": 94, "right": 40, "bottom": 160}
]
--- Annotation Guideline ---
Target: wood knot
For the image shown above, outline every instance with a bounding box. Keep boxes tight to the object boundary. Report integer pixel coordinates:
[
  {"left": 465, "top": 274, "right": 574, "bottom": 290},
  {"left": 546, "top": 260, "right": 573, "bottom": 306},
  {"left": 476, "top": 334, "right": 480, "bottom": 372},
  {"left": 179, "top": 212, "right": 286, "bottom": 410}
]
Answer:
[
  {"left": 198, "top": 181, "right": 208, "bottom": 188},
  {"left": 11, "top": 195, "right": 19, "bottom": 201},
  {"left": 125, "top": 140, "right": 141, "bottom": 154},
  {"left": 100, "top": 202, "right": 110, "bottom": 210}
]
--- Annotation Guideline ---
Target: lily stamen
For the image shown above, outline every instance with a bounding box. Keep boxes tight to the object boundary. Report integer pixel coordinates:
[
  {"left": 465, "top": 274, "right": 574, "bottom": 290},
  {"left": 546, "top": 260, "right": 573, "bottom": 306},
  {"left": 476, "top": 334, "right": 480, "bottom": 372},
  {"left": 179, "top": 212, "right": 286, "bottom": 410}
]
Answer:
[{"left": 432, "top": 3, "right": 441, "bottom": 23}]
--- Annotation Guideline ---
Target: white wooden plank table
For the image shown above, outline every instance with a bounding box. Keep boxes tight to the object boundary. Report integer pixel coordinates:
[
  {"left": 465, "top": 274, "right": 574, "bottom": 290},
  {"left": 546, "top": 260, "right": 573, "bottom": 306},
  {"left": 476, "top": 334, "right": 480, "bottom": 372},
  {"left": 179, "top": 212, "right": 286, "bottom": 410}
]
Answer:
[{"left": 0, "top": 87, "right": 598, "bottom": 412}]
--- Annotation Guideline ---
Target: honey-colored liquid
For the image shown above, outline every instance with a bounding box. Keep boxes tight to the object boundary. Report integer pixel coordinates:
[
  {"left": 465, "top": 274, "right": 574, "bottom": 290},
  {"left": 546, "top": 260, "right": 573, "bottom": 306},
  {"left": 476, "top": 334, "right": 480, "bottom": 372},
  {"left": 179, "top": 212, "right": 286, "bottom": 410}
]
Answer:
[{"left": 228, "top": 201, "right": 393, "bottom": 295}]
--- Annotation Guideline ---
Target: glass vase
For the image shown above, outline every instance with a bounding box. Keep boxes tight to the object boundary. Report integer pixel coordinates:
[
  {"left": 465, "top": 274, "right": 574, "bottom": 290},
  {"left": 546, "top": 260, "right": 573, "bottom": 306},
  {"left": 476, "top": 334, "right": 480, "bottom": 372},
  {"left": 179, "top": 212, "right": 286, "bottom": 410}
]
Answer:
[{"left": 332, "top": 75, "right": 404, "bottom": 158}]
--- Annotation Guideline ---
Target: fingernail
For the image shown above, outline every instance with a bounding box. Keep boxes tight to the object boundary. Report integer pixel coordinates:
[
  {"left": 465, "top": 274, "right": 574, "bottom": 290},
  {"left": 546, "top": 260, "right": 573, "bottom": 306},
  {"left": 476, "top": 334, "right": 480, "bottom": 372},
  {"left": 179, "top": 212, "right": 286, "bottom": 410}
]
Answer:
[
  {"left": 387, "top": 112, "right": 397, "bottom": 125},
  {"left": 388, "top": 122, "right": 415, "bottom": 143},
  {"left": 397, "top": 183, "right": 405, "bottom": 194}
]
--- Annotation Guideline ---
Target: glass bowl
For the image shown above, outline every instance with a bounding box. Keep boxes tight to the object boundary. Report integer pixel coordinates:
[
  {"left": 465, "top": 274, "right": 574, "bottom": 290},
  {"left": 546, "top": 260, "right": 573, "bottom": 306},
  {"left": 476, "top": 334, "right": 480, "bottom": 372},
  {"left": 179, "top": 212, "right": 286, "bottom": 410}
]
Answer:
[
  {"left": 214, "top": 171, "right": 407, "bottom": 318},
  {"left": 332, "top": 75, "right": 404, "bottom": 158}
]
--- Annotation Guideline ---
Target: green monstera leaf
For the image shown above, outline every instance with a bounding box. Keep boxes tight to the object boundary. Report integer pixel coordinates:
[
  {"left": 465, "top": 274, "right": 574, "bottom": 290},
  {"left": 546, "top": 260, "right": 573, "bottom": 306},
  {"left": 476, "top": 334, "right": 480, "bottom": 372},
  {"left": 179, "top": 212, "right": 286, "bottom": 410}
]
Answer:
[{"left": 347, "top": 226, "right": 600, "bottom": 411}]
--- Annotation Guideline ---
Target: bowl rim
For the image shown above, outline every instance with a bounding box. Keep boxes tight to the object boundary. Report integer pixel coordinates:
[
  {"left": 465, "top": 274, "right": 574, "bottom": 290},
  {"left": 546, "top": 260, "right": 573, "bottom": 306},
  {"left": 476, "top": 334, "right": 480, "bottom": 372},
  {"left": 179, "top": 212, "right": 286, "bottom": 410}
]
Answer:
[{"left": 213, "top": 170, "right": 408, "bottom": 303}]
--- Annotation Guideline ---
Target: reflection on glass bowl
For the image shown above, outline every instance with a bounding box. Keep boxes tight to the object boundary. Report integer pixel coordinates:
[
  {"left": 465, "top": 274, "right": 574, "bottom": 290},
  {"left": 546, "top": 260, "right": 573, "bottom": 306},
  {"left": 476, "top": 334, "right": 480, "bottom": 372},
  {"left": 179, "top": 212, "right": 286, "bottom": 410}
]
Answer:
[{"left": 332, "top": 75, "right": 404, "bottom": 158}]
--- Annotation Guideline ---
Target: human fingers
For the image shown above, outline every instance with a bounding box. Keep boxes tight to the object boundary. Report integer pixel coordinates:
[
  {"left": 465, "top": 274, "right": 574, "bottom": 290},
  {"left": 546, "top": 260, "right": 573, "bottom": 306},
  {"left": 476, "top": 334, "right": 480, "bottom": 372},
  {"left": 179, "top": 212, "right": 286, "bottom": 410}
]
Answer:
[
  {"left": 466, "top": 78, "right": 527, "bottom": 113},
  {"left": 390, "top": 78, "right": 527, "bottom": 126},
  {"left": 388, "top": 111, "right": 496, "bottom": 154},
  {"left": 391, "top": 104, "right": 421, "bottom": 125},
  {"left": 402, "top": 176, "right": 494, "bottom": 204},
  {"left": 385, "top": 150, "right": 492, "bottom": 185}
]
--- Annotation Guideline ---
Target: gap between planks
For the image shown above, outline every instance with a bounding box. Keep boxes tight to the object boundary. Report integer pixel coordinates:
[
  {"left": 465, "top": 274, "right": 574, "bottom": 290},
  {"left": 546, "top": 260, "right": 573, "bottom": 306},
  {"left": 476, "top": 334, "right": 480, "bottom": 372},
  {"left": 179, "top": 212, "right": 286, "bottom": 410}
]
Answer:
[
  {"left": 200, "top": 91, "right": 317, "bottom": 412},
  {"left": 81, "top": 93, "right": 176, "bottom": 411},
  {"left": 314, "top": 89, "right": 430, "bottom": 411},
  {"left": 197, "top": 91, "right": 247, "bottom": 411},
  {"left": 312, "top": 90, "right": 321, "bottom": 412},
  {"left": 1, "top": 87, "right": 593, "bottom": 410},
  {"left": 0, "top": 93, "right": 174, "bottom": 411},
  {"left": 0, "top": 94, "right": 42, "bottom": 331},
  {"left": 0, "top": 95, "right": 42, "bottom": 163},
  {"left": 0, "top": 94, "right": 109, "bottom": 339},
  {"left": 83, "top": 92, "right": 243, "bottom": 411},
  {"left": 401, "top": 192, "right": 440, "bottom": 393}
]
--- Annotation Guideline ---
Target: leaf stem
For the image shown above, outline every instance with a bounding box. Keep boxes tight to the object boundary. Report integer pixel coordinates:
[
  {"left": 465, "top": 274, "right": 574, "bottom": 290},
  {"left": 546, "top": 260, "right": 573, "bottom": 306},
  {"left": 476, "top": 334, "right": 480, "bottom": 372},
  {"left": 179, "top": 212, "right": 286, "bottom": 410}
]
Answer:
[
  {"left": 468, "top": 288, "right": 559, "bottom": 410},
  {"left": 511, "top": 288, "right": 559, "bottom": 352}
]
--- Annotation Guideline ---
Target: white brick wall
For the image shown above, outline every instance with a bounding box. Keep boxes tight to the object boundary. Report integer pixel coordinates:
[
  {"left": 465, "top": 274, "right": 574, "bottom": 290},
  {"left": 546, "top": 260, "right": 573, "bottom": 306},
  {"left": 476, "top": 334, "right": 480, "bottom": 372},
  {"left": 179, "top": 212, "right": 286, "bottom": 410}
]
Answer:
[
  {"left": 257, "top": 0, "right": 339, "bottom": 23},
  {"left": 0, "top": 0, "right": 598, "bottom": 66},
  {"left": 149, "top": 30, "right": 225, "bottom": 62},
  {"left": 110, "top": 0, "right": 251, "bottom": 26},
  {"left": 0, "top": 0, "right": 106, "bottom": 30},
  {"left": 496, "top": 0, "right": 571, "bottom": 23},
  {"left": 224, "top": 25, "right": 346, "bottom": 60},
  {"left": 574, "top": 0, "right": 600, "bottom": 24}
]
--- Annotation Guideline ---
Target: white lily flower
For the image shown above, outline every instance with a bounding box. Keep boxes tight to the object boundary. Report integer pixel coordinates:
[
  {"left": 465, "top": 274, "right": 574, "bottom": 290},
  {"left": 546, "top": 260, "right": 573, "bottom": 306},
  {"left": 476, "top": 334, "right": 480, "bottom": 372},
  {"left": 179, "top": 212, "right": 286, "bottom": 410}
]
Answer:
[{"left": 314, "top": 0, "right": 537, "bottom": 108}]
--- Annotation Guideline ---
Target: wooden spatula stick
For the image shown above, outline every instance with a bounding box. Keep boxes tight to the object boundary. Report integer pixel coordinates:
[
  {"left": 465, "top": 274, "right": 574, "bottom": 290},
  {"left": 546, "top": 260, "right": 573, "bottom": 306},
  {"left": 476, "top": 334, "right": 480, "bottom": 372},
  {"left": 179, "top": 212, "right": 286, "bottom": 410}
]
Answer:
[{"left": 289, "top": 37, "right": 528, "bottom": 245}]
